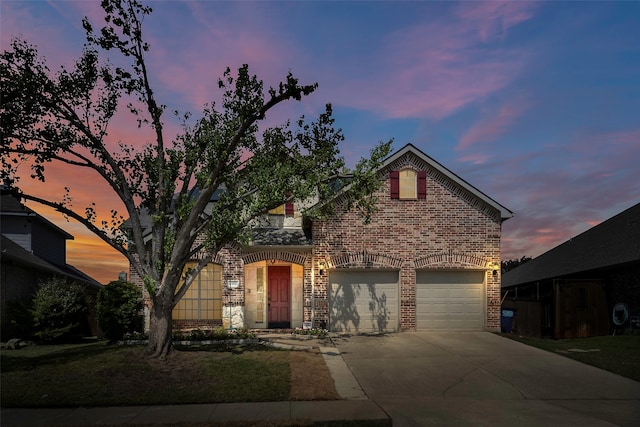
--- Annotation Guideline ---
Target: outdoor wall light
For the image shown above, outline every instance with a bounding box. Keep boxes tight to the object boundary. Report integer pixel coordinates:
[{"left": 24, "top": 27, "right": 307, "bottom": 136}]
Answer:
[
  {"left": 318, "top": 259, "right": 326, "bottom": 276},
  {"left": 490, "top": 262, "right": 500, "bottom": 276}
]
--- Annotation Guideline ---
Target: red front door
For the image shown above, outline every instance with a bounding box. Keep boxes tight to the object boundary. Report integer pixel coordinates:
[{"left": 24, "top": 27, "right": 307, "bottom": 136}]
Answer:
[{"left": 268, "top": 266, "right": 291, "bottom": 328}]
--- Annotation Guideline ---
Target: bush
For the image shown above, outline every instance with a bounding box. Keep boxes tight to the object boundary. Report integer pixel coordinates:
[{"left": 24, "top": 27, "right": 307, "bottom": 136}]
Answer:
[
  {"left": 293, "top": 327, "right": 329, "bottom": 337},
  {"left": 97, "top": 280, "right": 143, "bottom": 341},
  {"left": 31, "top": 277, "right": 88, "bottom": 342},
  {"left": 172, "top": 327, "right": 256, "bottom": 341},
  {"left": 2, "top": 300, "right": 34, "bottom": 340}
]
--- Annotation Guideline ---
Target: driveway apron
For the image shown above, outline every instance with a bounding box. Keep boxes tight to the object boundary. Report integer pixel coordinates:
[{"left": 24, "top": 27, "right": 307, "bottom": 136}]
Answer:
[{"left": 333, "top": 332, "right": 640, "bottom": 427}]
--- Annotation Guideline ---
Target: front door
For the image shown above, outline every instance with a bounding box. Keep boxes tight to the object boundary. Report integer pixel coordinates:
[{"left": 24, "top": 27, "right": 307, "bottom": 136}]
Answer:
[{"left": 268, "top": 266, "right": 291, "bottom": 328}]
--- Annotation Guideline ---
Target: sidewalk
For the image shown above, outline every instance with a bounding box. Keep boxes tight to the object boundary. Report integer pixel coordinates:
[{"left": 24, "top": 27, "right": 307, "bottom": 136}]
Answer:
[
  {"left": 0, "top": 334, "right": 390, "bottom": 427},
  {"left": 1, "top": 400, "right": 389, "bottom": 426}
]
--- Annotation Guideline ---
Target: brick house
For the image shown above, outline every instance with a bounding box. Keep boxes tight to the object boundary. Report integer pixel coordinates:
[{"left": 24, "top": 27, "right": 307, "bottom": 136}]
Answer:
[{"left": 131, "top": 144, "right": 513, "bottom": 333}]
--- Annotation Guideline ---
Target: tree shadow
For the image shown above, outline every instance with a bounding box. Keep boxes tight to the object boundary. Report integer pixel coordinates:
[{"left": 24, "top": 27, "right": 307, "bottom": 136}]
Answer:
[
  {"left": 368, "top": 283, "right": 390, "bottom": 332},
  {"left": 329, "top": 283, "right": 361, "bottom": 332},
  {"left": 0, "top": 342, "right": 118, "bottom": 372},
  {"left": 329, "top": 280, "right": 391, "bottom": 333}
]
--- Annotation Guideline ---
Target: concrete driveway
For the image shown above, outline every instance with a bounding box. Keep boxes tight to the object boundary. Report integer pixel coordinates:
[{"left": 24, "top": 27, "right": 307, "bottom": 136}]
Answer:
[{"left": 333, "top": 332, "right": 640, "bottom": 426}]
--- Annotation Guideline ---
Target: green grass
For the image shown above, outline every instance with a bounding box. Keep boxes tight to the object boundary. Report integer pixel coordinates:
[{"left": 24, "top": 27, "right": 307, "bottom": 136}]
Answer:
[
  {"left": 1, "top": 342, "right": 291, "bottom": 407},
  {"left": 501, "top": 334, "right": 640, "bottom": 382}
]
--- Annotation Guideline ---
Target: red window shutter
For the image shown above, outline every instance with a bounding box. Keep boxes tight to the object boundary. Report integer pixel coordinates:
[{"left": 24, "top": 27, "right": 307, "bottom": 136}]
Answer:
[
  {"left": 417, "top": 171, "right": 427, "bottom": 199},
  {"left": 285, "top": 200, "right": 294, "bottom": 215},
  {"left": 390, "top": 171, "right": 400, "bottom": 199},
  {"left": 284, "top": 192, "right": 294, "bottom": 215}
]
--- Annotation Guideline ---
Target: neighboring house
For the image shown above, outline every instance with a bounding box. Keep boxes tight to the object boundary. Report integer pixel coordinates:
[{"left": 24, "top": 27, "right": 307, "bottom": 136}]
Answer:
[
  {"left": 501, "top": 202, "right": 640, "bottom": 338},
  {"left": 0, "top": 187, "right": 102, "bottom": 338},
  {"left": 130, "top": 144, "right": 513, "bottom": 333}
]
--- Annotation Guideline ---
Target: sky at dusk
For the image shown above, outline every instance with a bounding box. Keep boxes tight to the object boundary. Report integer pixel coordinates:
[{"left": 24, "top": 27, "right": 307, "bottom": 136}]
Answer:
[{"left": 2, "top": 1, "right": 639, "bottom": 284}]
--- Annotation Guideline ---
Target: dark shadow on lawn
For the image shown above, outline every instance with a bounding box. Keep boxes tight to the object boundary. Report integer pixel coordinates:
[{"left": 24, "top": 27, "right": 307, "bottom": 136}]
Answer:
[{"left": 1, "top": 342, "right": 121, "bottom": 371}]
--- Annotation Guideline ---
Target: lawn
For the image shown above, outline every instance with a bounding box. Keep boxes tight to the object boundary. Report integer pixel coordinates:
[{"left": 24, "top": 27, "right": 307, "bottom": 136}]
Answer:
[
  {"left": 0, "top": 341, "right": 339, "bottom": 408},
  {"left": 501, "top": 334, "right": 640, "bottom": 382}
]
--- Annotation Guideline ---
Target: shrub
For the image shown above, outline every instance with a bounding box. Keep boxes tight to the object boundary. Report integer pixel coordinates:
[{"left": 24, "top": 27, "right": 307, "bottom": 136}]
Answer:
[
  {"left": 31, "top": 277, "right": 88, "bottom": 342},
  {"left": 293, "top": 327, "right": 329, "bottom": 337},
  {"left": 2, "top": 300, "right": 34, "bottom": 340},
  {"left": 172, "top": 327, "right": 256, "bottom": 341},
  {"left": 97, "top": 280, "right": 143, "bottom": 341}
]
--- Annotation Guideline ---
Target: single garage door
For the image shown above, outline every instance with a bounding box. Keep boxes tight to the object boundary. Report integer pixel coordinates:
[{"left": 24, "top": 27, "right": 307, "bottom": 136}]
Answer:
[
  {"left": 329, "top": 270, "right": 399, "bottom": 333},
  {"left": 416, "top": 270, "right": 485, "bottom": 331}
]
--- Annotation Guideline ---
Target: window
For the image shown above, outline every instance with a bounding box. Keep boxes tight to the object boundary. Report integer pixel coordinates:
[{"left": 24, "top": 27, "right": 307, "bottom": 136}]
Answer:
[
  {"left": 256, "top": 267, "right": 265, "bottom": 323},
  {"left": 268, "top": 194, "right": 294, "bottom": 215},
  {"left": 390, "top": 169, "right": 427, "bottom": 199},
  {"left": 268, "top": 204, "right": 285, "bottom": 215},
  {"left": 172, "top": 262, "right": 222, "bottom": 321},
  {"left": 400, "top": 169, "right": 417, "bottom": 199}
]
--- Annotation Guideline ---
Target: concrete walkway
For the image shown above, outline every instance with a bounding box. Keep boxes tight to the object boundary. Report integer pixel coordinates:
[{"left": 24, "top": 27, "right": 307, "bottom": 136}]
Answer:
[
  {"left": 334, "top": 332, "right": 640, "bottom": 427},
  {"left": 1, "top": 334, "right": 387, "bottom": 426}
]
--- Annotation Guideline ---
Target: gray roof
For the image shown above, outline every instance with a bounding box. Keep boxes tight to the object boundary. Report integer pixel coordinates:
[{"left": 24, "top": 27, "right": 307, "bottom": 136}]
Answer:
[
  {"left": 1, "top": 235, "right": 102, "bottom": 288},
  {"left": 0, "top": 191, "right": 73, "bottom": 240},
  {"left": 502, "top": 202, "right": 640, "bottom": 287},
  {"left": 249, "top": 228, "right": 312, "bottom": 247},
  {"left": 1, "top": 235, "right": 66, "bottom": 274}
]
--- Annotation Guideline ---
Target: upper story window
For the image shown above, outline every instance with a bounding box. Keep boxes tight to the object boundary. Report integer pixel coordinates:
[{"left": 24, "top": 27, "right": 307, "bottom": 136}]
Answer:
[
  {"left": 400, "top": 169, "right": 417, "bottom": 199},
  {"left": 268, "top": 200, "right": 294, "bottom": 216},
  {"left": 390, "top": 169, "right": 427, "bottom": 200}
]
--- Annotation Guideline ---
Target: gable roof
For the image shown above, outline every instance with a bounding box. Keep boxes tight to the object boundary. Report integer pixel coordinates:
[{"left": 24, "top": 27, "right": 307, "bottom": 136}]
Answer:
[
  {"left": 502, "top": 202, "right": 640, "bottom": 287},
  {"left": 1, "top": 235, "right": 102, "bottom": 288},
  {"left": 1, "top": 234, "right": 66, "bottom": 274},
  {"left": 0, "top": 190, "right": 74, "bottom": 240},
  {"left": 381, "top": 144, "right": 513, "bottom": 221}
]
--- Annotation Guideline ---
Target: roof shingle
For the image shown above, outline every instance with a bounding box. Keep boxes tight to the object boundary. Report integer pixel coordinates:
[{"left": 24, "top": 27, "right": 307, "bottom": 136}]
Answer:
[{"left": 502, "top": 202, "right": 640, "bottom": 287}]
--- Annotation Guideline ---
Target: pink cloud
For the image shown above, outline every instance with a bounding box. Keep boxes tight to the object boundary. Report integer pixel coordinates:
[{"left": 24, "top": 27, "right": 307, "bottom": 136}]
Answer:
[
  {"left": 498, "top": 127, "right": 640, "bottom": 260},
  {"left": 454, "top": 1, "right": 537, "bottom": 42},
  {"left": 324, "top": 1, "right": 537, "bottom": 120},
  {"left": 147, "top": 2, "right": 303, "bottom": 112},
  {"left": 457, "top": 97, "right": 529, "bottom": 151},
  {"left": 457, "top": 153, "right": 491, "bottom": 165}
]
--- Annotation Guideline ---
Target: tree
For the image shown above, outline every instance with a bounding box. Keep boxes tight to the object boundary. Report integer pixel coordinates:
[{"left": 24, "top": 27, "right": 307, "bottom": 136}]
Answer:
[
  {"left": 501, "top": 256, "right": 532, "bottom": 273},
  {"left": 1, "top": 0, "right": 392, "bottom": 358}
]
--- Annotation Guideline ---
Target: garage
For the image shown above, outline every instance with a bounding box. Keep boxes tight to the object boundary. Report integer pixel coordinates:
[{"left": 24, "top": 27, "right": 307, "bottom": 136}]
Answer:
[
  {"left": 416, "top": 270, "right": 485, "bottom": 331},
  {"left": 329, "top": 270, "right": 399, "bottom": 333}
]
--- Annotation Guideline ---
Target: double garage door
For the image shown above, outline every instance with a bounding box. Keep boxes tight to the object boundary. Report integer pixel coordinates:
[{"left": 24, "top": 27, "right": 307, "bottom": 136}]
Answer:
[{"left": 329, "top": 270, "right": 485, "bottom": 332}]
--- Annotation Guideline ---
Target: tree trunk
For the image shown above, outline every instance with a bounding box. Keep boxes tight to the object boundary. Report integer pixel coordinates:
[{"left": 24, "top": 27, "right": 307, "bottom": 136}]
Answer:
[{"left": 147, "top": 292, "right": 173, "bottom": 358}]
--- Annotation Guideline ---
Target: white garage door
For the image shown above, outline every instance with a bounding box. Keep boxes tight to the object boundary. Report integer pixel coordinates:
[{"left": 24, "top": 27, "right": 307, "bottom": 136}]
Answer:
[
  {"left": 329, "top": 270, "right": 399, "bottom": 333},
  {"left": 416, "top": 270, "right": 485, "bottom": 331}
]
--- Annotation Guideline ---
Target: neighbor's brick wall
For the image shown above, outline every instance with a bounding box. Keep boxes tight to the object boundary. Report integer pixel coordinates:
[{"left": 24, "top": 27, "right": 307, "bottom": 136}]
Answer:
[{"left": 313, "top": 161, "right": 503, "bottom": 331}]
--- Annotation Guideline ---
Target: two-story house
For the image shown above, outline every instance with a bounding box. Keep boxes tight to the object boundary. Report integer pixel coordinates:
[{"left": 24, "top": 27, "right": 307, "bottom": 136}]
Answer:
[
  {"left": 130, "top": 144, "right": 513, "bottom": 333},
  {"left": 0, "top": 187, "right": 102, "bottom": 338}
]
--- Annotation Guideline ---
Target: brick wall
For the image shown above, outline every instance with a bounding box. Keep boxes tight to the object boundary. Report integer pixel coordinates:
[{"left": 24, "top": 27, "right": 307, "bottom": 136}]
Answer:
[
  {"left": 313, "top": 159, "right": 503, "bottom": 331},
  {"left": 129, "top": 242, "right": 245, "bottom": 332}
]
